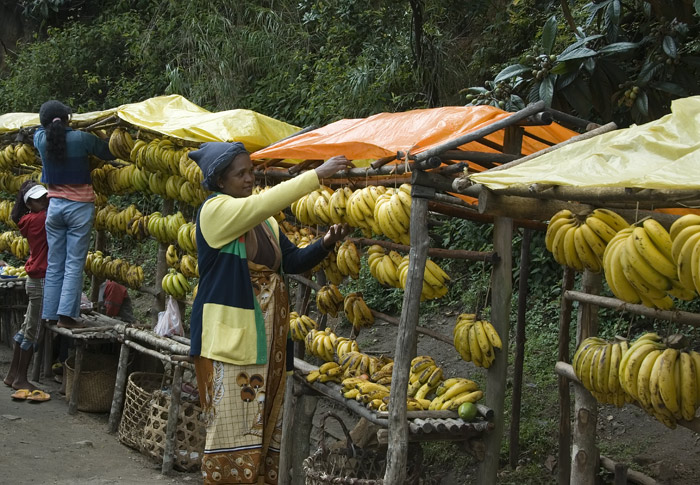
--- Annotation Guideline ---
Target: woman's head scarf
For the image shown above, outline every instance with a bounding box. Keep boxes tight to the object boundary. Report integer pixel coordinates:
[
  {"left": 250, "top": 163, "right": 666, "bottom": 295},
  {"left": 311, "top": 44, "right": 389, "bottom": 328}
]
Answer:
[{"left": 188, "top": 142, "right": 249, "bottom": 191}]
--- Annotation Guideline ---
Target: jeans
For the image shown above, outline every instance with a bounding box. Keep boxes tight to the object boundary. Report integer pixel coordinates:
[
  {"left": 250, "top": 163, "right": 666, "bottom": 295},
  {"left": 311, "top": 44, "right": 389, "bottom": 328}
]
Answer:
[{"left": 42, "top": 198, "right": 94, "bottom": 320}]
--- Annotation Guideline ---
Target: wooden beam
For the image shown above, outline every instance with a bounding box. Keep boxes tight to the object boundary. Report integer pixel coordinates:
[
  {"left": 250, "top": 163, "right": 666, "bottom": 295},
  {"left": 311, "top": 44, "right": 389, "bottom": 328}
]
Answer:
[
  {"left": 600, "top": 456, "right": 656, "bottom": 485},
  {"left": 478, "top": 216, "right": 513, "bottom": 484},
  {"left": 478, "top": 189, "right": 594, "bottom": 221}
]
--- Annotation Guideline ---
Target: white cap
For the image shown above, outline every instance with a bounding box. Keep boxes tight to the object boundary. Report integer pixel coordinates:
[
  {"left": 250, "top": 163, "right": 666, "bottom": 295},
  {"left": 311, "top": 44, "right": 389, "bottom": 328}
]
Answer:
[{"left": 23, "top": 185, "right": 48, "bottom": 204}]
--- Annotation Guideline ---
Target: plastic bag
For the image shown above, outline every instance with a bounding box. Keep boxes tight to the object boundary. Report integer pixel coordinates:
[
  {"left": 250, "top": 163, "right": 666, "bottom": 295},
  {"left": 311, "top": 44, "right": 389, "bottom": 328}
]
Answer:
[{"left": 154, "top": 296, "right": 184, "bottom": 337}]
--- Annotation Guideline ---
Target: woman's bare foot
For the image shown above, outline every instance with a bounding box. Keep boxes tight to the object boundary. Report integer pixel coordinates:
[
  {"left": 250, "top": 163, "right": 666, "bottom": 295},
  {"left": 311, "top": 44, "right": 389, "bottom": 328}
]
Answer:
[
  {"left": 12, "top": 379, "right": 39, "bottom": 392},
  {"left": 57, "top": 316, "right": 86, "bottom": 329}
]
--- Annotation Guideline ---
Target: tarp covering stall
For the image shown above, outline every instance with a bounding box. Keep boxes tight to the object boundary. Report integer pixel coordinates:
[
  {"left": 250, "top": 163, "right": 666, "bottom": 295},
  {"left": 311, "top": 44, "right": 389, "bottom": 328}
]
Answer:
[{"left": 470, "top": 96, "right": 700, "bottom": 190}]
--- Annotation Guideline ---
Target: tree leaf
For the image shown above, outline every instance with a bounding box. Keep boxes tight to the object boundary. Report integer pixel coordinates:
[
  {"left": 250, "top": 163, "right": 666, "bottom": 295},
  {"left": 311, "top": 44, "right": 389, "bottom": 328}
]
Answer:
[
  {"left": 542, "top": 16, "right": 558, "bottom": 55},
  {"left": 550, "top": 60, "right": 572, "bottom": 75},
  {"left": 638, "top": 59, "right": 663, "bottom": 83},
  {"left": 539, "top": 76, "right": 555, "bottom": 107},
  {"left": 663, "top": 36, "right": 678, "bottom": 59},
  {"left": 696, "top": 0, "right": 700, "bottom": 16},
  {"left": 495, "top": 64, "right": 531, "bottom": 83},
  {"left": 556, "top": 71, "right": 578, "bottom": 90},
  {"left": 634, "top": 90, "right": 649, "bottom": 119},
  {"left": 559, "top": 35, "right": 603, "bottom": 58},
  {"left": 604, "top": 0, "right": 621, "bottom": 43},
  {"left": 598, "top": 42, "right": 638, "bottom": 55},
  {"left": 509, "top": 94, "right": 526, "bottom": 111},
  {"left": 557, "top": 47, "right": 597, "bottom": 62},
  {"left": 560, "top": 76, "right": 592, "bottom": 120},
  {"left": 650, "top": 81, "right": 687, "bottom": 97}
]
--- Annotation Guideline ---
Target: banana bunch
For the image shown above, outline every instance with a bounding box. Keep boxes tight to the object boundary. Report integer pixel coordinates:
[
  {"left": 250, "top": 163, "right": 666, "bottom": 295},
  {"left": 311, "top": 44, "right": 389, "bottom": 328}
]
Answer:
[
  {"left": 373, "top": 185, "right": 412, "bottom": 245},
  {"left": 345, "top": 186, "right": 387, "bottom": 236},
  {"left": 604, "top": 220, "right": 687, "bottom": 309},
  {"left": 328, "top": 187, "right": 354, "bottom": 224},
  {"left": 161, "top": 269, "right": 191, "bottom": 300},
  {"left": 340, "top": 376, "right": 392, "bottom": 410},
  {"left": 618, "top": 333, "right": 700, "bottom": 428},
  {"left": 92, "top": 164, "right": 148, "bottom": 196},
  {"left": 546, "top": 208, "right": 629, "bottom": 272},
  {"left": 429, "top": 377, "right": 483, "bottom": 411},
  {"left": 95, "top": 204, "right": 142, "bottom": 235},
  {"left": 0, "top": 232, "right": 30, "bottom": 259},
  {"left": 334, "top": 336, "right": 360, "bottom": 361},
  {"left": 147, "top": 211, "right": 187, "bottom": 244},
  {"left": 131, "top": 138, "right": 189, "bottom": 176},
  {"left": 344, "top": 292, "right": 375, "bottom": 331},
  {"left": 289, "top": 311, "right": 318, "bottom": 342},
  {"left": 125, "top": 214, "right": 150, "bottom": 241},
  {"left": 572, "top": 337, "right": 629, "bottom": 408},
  {"left": 336, "top": 240, "right": 361, "bottom": 279},
  {"left": 670, "top": 214, "right": 700, "bottom": 298},
  {"left": 321, "top": 248, "right": 344, "bottom": 285},
  {"left": 397, "top": 255, "right": 450, "bottom": 300},
  {"left": 0, "top": 201, "right": 15, "bottom": 228},
  {"left": 304, "top": 328, "right": 338, "bottom": 362},
  {"left": 337, "top": 351, "right": 384, "bottom": 378},
  {"left": 376, "top": 396, "right": 433, "bottom": 412},
  {"left": 179, "top": 254, "right": 199, "bottom": 278},
  {"left": 178, "top": 150, "right": 203, "bottom": 186},
  {"left": 166, "top": 244, "right": 181, "bottom": 270},
  {"left": 84, "top": 251, "right": 145, "bottom": 289},
  {"left": 407, "top": 355, "right": 445, "bottom": 400},
  {"left": 369, "top": 361, "right": 394, "bottom": 387},
  {"left": 108, "top": 128, "right": 135, "bottom": 160},
  {"left": 148, "top": 171, "right": 169, "bottom": 197},
  {"left": 0, "top": 143, "right": 36, "bottom": 169},
  {"left": 177, "top": 222, "right": 198, "bottom": 255},
  {"left": 0, "top": 144, "right": 16, "bottom": 169},
  {"left": 316, "top": 284, "right": 344, "bottom": 317},
  {"left": 290, "top": 187, "right": 334, "bottom": 226},
  {"left": 0, "top": 172, "right": 39, "bottom": 194},
  {"left": 1, "top": 264, "right": 27, "bottom": 277},
  {"left": 368, "top": 247, "right": 403, "bottom": 288},
  {"left": 453, "top": 314, "right": 502, "bottom": 368},
  {"left": 306, "top": 361, "right": 344, "bottom": 384}
]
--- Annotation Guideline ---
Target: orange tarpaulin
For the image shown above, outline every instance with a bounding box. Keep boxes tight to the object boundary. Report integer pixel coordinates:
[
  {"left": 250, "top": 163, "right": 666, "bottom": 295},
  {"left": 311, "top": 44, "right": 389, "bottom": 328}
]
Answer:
[{"left": 251, "top": 105, "right": 578, "bottom": 166}]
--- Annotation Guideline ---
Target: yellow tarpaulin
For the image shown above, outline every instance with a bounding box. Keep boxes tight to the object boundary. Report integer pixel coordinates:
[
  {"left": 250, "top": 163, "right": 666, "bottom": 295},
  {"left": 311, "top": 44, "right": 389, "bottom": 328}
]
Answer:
[
  {"left": 470, "top": 96, "right": 700, "bottom": 190},
  {"left": 0, "top": 95, "right": 299, "bottom": 152},
  {"left": 251, "top": 105, "right": 578, "bottom": 168}
]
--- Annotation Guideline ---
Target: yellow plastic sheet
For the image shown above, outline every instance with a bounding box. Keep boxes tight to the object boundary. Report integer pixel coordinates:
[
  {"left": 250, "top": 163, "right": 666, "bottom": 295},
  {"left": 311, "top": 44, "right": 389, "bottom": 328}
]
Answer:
[
  {"left": 470, "top": 96, "right": 700, "bottom": 190},
  {"left": 251, "top": 105, "right": 577, "bottom": 167},
  {"left": 1, "top": 95, "right": 299, "bottom": 152}
]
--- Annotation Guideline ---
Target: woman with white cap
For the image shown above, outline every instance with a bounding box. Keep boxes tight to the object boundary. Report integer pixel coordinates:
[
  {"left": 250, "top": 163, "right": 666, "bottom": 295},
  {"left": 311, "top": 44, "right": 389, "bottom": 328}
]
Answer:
[
  {"left": 34, "top": 100, "right": 116, "bottom": 329},
  {"left": 189, "top": 141, "right": 352, "bottom": 484},
  {"left": 4, "top": 181, "right": 51, "bottom": 401}
]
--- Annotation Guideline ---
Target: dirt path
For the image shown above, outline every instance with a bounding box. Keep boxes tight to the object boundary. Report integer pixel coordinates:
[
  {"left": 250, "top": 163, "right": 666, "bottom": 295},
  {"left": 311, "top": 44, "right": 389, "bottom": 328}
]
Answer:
[{"left": 0, "top": 344, "right": 199, "bottom": 484}]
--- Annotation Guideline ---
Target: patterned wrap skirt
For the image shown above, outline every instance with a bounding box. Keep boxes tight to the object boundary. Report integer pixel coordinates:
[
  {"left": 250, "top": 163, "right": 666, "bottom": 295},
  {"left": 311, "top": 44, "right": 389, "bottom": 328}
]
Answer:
[{"left": 195, "top": 262, "right": 289, "bottom": 484}]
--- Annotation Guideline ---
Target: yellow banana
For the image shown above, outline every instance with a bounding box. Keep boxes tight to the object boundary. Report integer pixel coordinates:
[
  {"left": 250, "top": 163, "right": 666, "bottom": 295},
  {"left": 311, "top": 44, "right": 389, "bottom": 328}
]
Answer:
[
  {"left": 669, "top": 214, "right": 700, "bottom": 240},
  {"left": 573, "top": 225, "right": 601, "bottom": 272},
  {"left": 590, "top": 208, "right": 629, "bottom": 232},
  {"left": 679, "top": 351, "right": 697, "bottom": 422},
  {"left": 632, "top": 226, "right": 677, "bottom": 280}
]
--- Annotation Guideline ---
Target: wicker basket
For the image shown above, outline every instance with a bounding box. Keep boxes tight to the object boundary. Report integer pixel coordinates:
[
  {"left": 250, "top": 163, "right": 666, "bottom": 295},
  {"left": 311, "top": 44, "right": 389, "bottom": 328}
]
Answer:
[
  {"left": 118, "top": 372, "right": 164, "bottom": 450},
  {"left": 140, "top": 389, "right": 205, "bottom": 472},
  {"left": 65, "top": 352, "right": 118, "bottom": 413},
  {"left": 303, "top": 413, "right": 424, "bottom": 485}
]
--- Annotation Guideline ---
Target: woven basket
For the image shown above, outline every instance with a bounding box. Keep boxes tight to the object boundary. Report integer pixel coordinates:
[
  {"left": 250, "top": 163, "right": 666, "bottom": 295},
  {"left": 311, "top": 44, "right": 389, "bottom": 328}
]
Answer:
[
  {"left": 140, "top": 389, "right": 205, "bottom": 472},
  {"left": 303, "top": 413, "right": 424, "bottom": 485},
  {"left": 65, "top": 352, "right": 118, "bottom": 413},
  {"left": 118, "top": 372, "right": 164, "bottom": 450}
]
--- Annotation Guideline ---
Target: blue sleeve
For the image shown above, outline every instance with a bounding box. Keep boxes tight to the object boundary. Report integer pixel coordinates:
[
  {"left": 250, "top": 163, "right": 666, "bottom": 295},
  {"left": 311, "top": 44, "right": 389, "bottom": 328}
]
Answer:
[
  {"left": 81, "top": 131, "right": 116, "bottom": 161},
  {"left": 280, "top": 231, "right": 330, "bottom": 275}
]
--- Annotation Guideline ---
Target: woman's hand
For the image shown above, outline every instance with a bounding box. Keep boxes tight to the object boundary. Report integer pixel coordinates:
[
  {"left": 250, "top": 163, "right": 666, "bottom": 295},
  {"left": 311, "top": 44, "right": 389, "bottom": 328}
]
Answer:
[
  {"left": 322, "top": 223, "right": 351, "bottom": 250},
  {"left": 315, "top": 155, "right": 354, "bottom": 179}
]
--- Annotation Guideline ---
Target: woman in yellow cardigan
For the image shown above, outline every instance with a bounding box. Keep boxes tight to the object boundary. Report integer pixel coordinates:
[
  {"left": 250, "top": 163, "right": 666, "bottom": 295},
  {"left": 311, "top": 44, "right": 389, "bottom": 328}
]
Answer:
[{"left": 189, "top": 141, "right": 352, "bottom": 484}]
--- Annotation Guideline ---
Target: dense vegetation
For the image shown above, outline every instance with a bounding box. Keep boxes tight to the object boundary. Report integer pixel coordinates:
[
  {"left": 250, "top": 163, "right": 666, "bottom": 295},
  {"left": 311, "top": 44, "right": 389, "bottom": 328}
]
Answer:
[{"left": 2, "top": 1, "right": 700, "bottom": 482}]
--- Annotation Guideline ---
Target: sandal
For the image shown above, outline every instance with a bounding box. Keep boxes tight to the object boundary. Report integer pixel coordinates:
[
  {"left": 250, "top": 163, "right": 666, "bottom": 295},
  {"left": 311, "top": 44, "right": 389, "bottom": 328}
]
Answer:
[
  {"left": 11, "top": 389, "right": 32, "bottom": 400},
  {"left": 26, "top": 390, "right": 51, "bottom": 402}
]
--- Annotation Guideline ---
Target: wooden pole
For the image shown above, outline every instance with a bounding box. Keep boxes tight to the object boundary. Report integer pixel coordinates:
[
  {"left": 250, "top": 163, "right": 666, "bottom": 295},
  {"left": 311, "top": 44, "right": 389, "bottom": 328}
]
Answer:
[
  {"left": 509, "top": 228, "right": 532, "bottom": 468},
  {"left": 43, "top": 321, "right": 53, "bottom": 378},
  {"left": 108, "top": 342, "right": 131, "bottom": 433},
  {"left": 571, "top": 270, "right": 602, "bottom": 485},
  {"left": 384, "top": 191, "right": 431, "bottom": 484},
  {"left": 67, "top": 342, "right": 84, "bottom": 415},
  {"left": 600, "top": 456, "right": 656, "bottom": 485},
  {"left": 153, "top": 199, "right": 174, "bottom": 326},
  {"left": 478, "top": 216, "right": 513, "bottom": 485},
  {"left": 290, "top": 392, "right": 318, "bottom": 485},
  {"left": 558, "top": 267, "right": 576, "bottom": 485},
  {"left": 162, "top": 364, "right": 183, "bottom": 474},
  {"left": 278, "top": 374, "right": 295, "bottom": 485}
]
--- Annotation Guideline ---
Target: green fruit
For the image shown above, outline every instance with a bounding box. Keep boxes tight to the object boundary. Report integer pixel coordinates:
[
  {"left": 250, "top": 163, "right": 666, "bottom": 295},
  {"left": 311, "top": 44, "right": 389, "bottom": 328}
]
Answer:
[{"left": 458, "top": 402, "right": 477, "bottom": 421}]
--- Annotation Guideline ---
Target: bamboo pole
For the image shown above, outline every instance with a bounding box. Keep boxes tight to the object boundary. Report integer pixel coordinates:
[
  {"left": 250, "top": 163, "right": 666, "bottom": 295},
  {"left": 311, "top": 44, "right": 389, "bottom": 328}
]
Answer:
[
  {"left": 565, "top": 291, "right": 700, "bottom": 327},
  {"left": 348, "top": 237, "right": 498, "bottom": 263},
  {"left": 161, "top": 364, "right": 182, "bottom": 474},
  {"left": 509, "top": 228, "right": 532, "bottom": 468},
  {"left": 571, "top": 271, "right": 602, "bottom": 485},
  {"left": 384, "top": 193, "right": 431, "bottom": 484},
  {"left": 558, "top": 267, "right": 576, "bottom": 485},
  {"left": 478, "top": 216, "right": 513, "bottom": 485},
  {"left": 108, "top": 343, "right": 131, "bottom": 433}
]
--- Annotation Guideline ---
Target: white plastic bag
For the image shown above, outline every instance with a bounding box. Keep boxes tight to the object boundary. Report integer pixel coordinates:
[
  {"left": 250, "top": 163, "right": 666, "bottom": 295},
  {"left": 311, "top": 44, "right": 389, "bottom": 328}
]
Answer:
[{"left": 154, "top": 296, "right": 184, "bottom": 337}]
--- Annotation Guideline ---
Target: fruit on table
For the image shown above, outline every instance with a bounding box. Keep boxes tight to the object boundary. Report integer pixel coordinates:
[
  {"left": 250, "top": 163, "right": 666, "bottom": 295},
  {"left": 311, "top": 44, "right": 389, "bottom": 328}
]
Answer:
[{"left": 458, "top": 402, "right": 478, "bottom": 421}]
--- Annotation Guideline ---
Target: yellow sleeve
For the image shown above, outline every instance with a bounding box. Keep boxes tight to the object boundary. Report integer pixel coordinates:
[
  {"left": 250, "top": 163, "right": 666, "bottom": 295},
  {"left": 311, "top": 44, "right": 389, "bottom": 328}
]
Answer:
[{"left": 200, "top": 170, "right": 319, "bottom": 248}]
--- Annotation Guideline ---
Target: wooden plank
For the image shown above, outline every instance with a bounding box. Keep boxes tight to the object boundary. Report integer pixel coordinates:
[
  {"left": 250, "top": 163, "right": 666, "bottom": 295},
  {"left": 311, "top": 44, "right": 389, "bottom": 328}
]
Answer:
[
  {"left": 558, "top": 267, "right": 576, "bottom": 485},
  {"left": 290, "top": 392, "right": 318, "bottom": 485},
  {"left": 509, "top": 228, "right": 532, "bottom": 468},
  {"left": 571, "top": 271, "right": 602, "bottom": 485},
  {"left": 384, "top": 195, "right": 431, "bottom": 485},
  {"left": 478, "top": 216, "right": 513, "bottom": 484},
  {"left": 67, "top": 343, "right": 84, "bottom": 415},
  {"left": 108, "top": 343, "right": 130, "bottom": 433}
]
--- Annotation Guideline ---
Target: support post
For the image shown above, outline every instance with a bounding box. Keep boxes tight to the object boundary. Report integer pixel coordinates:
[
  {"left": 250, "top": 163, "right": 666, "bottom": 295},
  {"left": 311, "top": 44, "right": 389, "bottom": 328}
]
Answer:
[
  {"left": 509, "top": 228, "right": 532, "bottom": 468},
  {"left": 478, "top": 216, "right": 513, "bottom": 485},
  {"left": 290, "top": 393, "right": 318, "bottom": 485},
  {"left": 384, "top": 192, "right": 431, "bottom": 485},
  {"left": 153, "top": 200, "right": 174, "bottom": 326},
  {"left": 43, "top": 321, "right": 53, "bottom": 378},
  {"left": 278, "top": 374, "right": 296, "bottom": 485},
  {"left": 67, "top": 342, "right": 84, "bottom": 415},
  {"left": 108, "top": 343, "right": 131, "bottom": 433},
  {"left": 571, "top": 270, "right": 602, "bottom": 485},
  {"left": 558, "top": 267, "right": 576, "bottom": 485},
  {"left": 162, "top": 364, "right": 183, "bottom": 474}
]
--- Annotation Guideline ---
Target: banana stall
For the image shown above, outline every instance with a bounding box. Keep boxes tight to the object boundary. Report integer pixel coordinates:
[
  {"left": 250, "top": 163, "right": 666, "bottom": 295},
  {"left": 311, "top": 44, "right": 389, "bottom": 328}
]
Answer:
[{"left": 467, "top": 95, "right": 700, "bottom": 485}]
